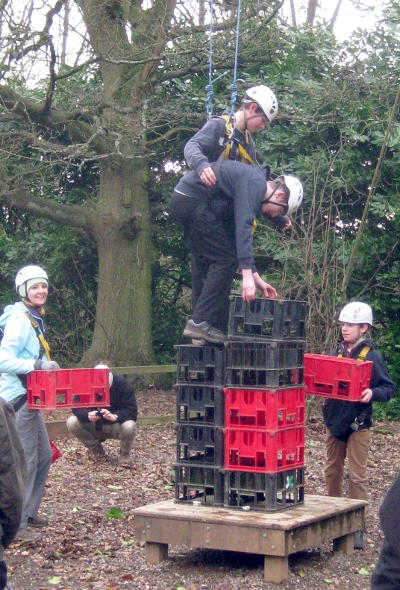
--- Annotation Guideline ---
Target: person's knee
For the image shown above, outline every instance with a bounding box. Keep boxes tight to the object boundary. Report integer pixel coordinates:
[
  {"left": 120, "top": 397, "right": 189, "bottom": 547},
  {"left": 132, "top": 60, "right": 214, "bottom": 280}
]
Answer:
[{"left": 120, "top": 420, "right": 137, "bottom": 441}]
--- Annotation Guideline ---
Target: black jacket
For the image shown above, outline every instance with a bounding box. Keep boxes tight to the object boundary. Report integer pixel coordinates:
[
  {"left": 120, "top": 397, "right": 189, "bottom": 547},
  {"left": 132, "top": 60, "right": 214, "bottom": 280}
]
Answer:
[
  {"left": 0, "top": 399, "right": 26, "bottom": 559},
  {"left": 371, "top": 473, "right": 400, "bottom": 589},
  {"left": 173, "top": 160, "right": 267, "bottom": 272},
  {"left": 184, "top": 115, "right": 258, "bottom": 176},
  {"left": 323, "top": 338, "right": 395, "bottom": 441},
  {"left": 72, "top": 374, "right": 138, "bottom": 424}
]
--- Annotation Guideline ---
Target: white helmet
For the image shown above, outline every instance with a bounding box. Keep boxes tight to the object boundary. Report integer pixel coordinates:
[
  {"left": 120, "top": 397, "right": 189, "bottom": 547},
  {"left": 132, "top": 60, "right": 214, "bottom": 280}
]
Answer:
[
  {"left": 15, "top": 265, "right": 48, "bottom": 298},
  {"left": 95, "top": 364, "right": 114, "bottom": 387},
  {"left": 338, "top": 302, "right": 373, "bottom": 326},
  {"left": 281, "top": 175, "right": 304, "bottom": 215},
  {"left": 244, "top": 85, "right": 278, "bottom": 122}
]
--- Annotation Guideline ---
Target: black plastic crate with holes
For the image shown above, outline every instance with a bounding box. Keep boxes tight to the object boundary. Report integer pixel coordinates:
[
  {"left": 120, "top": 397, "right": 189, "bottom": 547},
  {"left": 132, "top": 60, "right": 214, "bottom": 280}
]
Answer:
[
  {"left": 176, "top": 344, "right": 225, "bottom": 386},
  {"left": 224, "top": 467, "right": 305, "bottom": 512},
  {"left": 174, "top": 463, "right": 224, "bottom": 505},
  {"left": 225, "top": 341, "right": 305, "bottom": 389},
  {"left": 228, "top": 296, "right": 307, "bottom": 342},
  {"left": 177, "top": 424, "right": 224, "bottom": 466},
  {"left": 176, "top": 384, "right": 225, "bottom": 426}
]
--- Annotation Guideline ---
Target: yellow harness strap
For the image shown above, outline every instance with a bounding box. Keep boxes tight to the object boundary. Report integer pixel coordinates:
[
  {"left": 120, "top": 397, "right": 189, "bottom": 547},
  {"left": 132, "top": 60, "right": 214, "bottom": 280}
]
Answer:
[
  {"left": 220, "top": 115, "right": 256, "bottom": 166},
  {"left": 337, "top": 345, "right": 370, "bottom": 362},
  {"left": 25, "top": 313, "right": 52, "bottom": 360}
]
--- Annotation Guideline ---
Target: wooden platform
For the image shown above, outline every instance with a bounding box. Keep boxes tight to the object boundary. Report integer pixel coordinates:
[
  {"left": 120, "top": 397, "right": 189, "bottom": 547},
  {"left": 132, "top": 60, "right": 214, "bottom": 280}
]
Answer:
[{"left": 134, "top": 495, "right": 366, "bottom": 584}]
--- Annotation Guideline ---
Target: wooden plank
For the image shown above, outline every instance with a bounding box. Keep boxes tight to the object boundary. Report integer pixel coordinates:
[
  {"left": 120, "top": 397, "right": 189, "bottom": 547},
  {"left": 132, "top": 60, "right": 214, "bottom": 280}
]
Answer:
[
  {"left": 112, "top": 365, "right": 175, "bottom": 375},
  {"left": 134, "top": 497, "right": 367, "bottom": 585},
  {"left": 134, "top": 497, "right": 367, "bottom": 531},
  {"left": 45, "top": 415, "right": 175, "bottom": 439}
]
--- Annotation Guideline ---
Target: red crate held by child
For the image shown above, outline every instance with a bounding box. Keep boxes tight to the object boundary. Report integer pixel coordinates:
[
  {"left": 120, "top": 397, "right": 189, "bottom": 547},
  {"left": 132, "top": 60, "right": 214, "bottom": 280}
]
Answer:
[
  {"left": 304, "top": 353, "right": 372, "bottom": 401},
  {"left": 27, "top": 368, "right": 110, "bottom": 410}
]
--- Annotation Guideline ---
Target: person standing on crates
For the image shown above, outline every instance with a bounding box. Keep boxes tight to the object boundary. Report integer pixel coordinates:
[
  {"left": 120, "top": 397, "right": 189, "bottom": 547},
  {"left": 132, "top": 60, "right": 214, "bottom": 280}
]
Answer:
[
  {"left": 66, "top": 365, "right": 138, "bottom": 467},
  {"left": 322, "top": 302, "right": 395, "bottom": 550},
  {"left": 170, "top": 160, "right": 304, "bottom": 344},
  {"left": 0, "top": 266, "right": 60, "bottom": 543}
]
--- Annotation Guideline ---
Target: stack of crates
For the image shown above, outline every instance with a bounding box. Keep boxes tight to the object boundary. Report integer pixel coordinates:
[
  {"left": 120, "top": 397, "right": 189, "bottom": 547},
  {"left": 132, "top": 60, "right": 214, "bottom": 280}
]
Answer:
[
  {"left": 174, "top": 296, "right": 307, "bottom": 512},
  {"left": 174, "top": 346, "right": 226, "bottom": 505}
]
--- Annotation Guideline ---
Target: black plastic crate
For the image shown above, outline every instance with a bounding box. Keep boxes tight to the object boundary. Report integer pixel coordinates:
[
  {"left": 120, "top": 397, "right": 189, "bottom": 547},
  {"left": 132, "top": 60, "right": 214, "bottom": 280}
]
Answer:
[
  {"left": 174, "top": 463, "right": 224, "bottom": 505},
  {"left": 224, "top": 467, "right": 305, "bottom": 512},
  {"left": 176, "top": 344, "right": 225, "bottom": 386},
  {"left": 177, "top": 424, "right": 224, "bottom": 466},
  {"left": 228, "top": 296, "right": 307, "bottom": 341},
  {"left": 176, "top": 384, "right": 225, "bottom": 426},
  {"left": 225, "top": 341, "right": 305, "bottom": 389}
]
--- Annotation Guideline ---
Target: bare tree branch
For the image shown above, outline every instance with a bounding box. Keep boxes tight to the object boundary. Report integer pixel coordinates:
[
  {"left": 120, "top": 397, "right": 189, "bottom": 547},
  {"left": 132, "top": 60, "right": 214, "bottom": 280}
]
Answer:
[{"left": 0, "top": 188, "right": 91, "bottom": 231}]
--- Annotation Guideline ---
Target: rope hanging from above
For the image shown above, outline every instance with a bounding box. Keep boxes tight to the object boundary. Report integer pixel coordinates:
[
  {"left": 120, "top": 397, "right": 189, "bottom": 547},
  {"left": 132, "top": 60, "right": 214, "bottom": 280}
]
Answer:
[{"left": 205, "top": 0, "right": 242, "bottom": 118}]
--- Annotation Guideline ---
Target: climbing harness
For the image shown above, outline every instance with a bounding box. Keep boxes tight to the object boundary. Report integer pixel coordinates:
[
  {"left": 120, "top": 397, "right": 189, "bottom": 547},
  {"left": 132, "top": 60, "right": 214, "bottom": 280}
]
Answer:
[{"left": 337, "top": 345, "right": 370, "bottom": 362}]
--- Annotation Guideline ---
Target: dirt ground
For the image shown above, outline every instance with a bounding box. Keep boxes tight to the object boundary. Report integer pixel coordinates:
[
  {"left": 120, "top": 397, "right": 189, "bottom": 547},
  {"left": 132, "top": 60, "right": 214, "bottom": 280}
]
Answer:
[{"left": 7, "top": 389, "right": 400, "bottom": 590}]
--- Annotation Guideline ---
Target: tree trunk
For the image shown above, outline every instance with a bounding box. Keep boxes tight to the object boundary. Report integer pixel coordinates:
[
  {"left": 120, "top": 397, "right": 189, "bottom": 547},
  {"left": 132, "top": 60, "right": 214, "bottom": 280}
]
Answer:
[
  {"left": 306, "top": 0, "right": 318, "bottom": 25},
  {"left": 82, "top": 158, "right": 154, "bottom": 366}
]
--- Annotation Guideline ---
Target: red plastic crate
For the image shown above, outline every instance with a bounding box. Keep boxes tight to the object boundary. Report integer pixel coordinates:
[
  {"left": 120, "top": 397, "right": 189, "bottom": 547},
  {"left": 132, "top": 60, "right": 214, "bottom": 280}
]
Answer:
[
  {"left": 224, "top": 387, "right": 305, "bottom": 430},
  {"left": 27, "top": 368, "right": 110, "bottom": 410},
  {"left": 224, "top": 427, "right": 305, "bottom": 473},
  {"left": 304, "top": 354, "right": 372, "bottom": 401}
]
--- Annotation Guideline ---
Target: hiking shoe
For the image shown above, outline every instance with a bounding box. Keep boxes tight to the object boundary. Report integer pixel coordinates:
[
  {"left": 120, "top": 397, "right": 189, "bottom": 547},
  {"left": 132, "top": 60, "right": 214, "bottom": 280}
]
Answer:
[
  {"left": 27, "top": 516, "right": 48, "bottom": 528},
  {"left": 354, "top": 530, "right": 365, "bottom": 550},
  {"left": 183, "top": 320, "right": 226, "bottom": 343},
  {"left": 14, "top": 528, "right": 41, "bottom": 543}
]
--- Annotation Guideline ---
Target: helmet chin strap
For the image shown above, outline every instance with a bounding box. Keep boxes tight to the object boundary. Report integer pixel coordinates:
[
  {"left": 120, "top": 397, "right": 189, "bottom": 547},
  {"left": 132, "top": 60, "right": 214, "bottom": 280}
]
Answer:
[{"left": 261, "top": 184, "right": 289, "bottom": 214}]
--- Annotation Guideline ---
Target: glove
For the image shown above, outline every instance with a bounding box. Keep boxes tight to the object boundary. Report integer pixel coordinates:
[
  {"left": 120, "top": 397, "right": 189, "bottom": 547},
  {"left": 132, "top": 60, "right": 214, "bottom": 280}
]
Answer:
[{"left": 34, "top": 359, "right": 61, "bottom": 371}]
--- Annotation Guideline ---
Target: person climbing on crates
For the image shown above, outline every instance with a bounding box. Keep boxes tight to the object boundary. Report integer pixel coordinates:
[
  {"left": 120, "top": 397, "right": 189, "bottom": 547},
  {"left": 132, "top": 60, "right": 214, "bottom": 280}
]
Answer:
[
  {"left": 66, "top": 365, "right": 138, "bottom": 468},
  {"left": 322, "top": 301, "right": 395, "bottom": 550},
  {"left": 0, "top": 265, "right": 60, "bottom": 543},
  {"left": 170, "top": 159, "right": 304, "bottom": 344}
]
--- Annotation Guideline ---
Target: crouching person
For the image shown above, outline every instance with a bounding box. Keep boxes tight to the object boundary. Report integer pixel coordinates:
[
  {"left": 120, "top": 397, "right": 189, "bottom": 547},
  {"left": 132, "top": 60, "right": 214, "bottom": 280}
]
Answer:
[{"left": 67, "top": 365, "right": 137, "bottom": 467}]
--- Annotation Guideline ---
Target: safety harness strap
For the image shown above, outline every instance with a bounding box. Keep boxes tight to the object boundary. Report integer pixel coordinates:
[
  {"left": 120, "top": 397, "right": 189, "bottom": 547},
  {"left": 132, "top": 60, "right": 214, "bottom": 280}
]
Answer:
[
  {"left": 24, "top": 312, "right": 52, "bottom": 360},
  {"left": 337, "top": 345, "right": 370, "bottom": 362}
]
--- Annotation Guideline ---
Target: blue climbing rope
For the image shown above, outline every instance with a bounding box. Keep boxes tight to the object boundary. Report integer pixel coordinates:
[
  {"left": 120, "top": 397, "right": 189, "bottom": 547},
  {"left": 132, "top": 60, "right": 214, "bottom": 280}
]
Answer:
[
  {"left": 229, "top": 0, "right": 242, "bottom": 115},
  {"left": 205, "top": 0, "right": 215, "bottom": 119},
  {"left": 205, "top": 0, "right": 242, "bottom": 118}
]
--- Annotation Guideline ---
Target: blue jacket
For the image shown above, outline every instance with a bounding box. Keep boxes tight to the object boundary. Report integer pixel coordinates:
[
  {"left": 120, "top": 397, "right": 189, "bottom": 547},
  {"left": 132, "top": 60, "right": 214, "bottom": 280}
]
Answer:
[{"left": 0, "top": 301, "right": 48, "bottom": 403}]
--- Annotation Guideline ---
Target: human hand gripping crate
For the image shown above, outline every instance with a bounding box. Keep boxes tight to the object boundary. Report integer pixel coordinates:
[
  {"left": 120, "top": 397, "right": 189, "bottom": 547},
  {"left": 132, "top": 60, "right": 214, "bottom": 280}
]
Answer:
[
  {"left": 27, "top": 367, "right": 111, "bottom": 410},
  {"left": 304, "top": 353, "right": 372, "bottom": 401}
]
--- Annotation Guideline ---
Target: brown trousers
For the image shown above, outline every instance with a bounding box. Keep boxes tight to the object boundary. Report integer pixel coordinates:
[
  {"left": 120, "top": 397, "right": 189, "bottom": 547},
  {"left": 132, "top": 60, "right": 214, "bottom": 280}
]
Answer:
[{"left": 325, "top": 428, "right": 371, "bottom": 502}]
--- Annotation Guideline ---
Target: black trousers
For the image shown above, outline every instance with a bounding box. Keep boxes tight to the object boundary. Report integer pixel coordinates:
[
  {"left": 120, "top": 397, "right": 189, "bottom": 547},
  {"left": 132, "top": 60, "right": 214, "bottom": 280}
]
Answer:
[{"left": 171, "top": 192, "right": 237, "bottom": 332}]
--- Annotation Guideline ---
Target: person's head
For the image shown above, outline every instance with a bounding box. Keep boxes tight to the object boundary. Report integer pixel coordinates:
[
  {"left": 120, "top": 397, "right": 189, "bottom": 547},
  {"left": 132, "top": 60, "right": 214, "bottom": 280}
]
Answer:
[
  {"left": 261, "top": 175, "right": 303, "bottom": 219},
  {"left": 241, "top": 85, "right": 278, "bottom": 132},
  {"left": 15, "top": 265, "right": 49, "bottom": 309},
  {"left": 94, "top": 363, "right": 114, "bottom": 387},
  {"left": 338, "top": 302, "right": 373, "bottom": 345}
]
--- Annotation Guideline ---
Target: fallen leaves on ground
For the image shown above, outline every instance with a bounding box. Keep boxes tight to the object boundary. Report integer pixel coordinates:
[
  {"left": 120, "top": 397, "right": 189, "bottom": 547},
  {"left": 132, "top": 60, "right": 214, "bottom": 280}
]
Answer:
[{"left": 7, "top": 389, "right": 400, "bottom": 590}]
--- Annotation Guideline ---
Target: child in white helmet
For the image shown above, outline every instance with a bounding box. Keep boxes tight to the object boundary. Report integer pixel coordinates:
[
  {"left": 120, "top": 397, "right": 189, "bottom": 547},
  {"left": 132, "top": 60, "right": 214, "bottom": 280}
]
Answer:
[
  {"left": 0, "top": 265, "right": 60, "bottom": 543},
  {"left": 322, "top": 302, "right": 396, "bottom": 549}
]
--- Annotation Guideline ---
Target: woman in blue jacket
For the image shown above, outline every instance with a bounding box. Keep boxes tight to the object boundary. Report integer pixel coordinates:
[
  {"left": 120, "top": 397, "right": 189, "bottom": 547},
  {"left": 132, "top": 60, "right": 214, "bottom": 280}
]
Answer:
[{"left": 0, "top": 265, "right": 59, "bottom": 542}]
